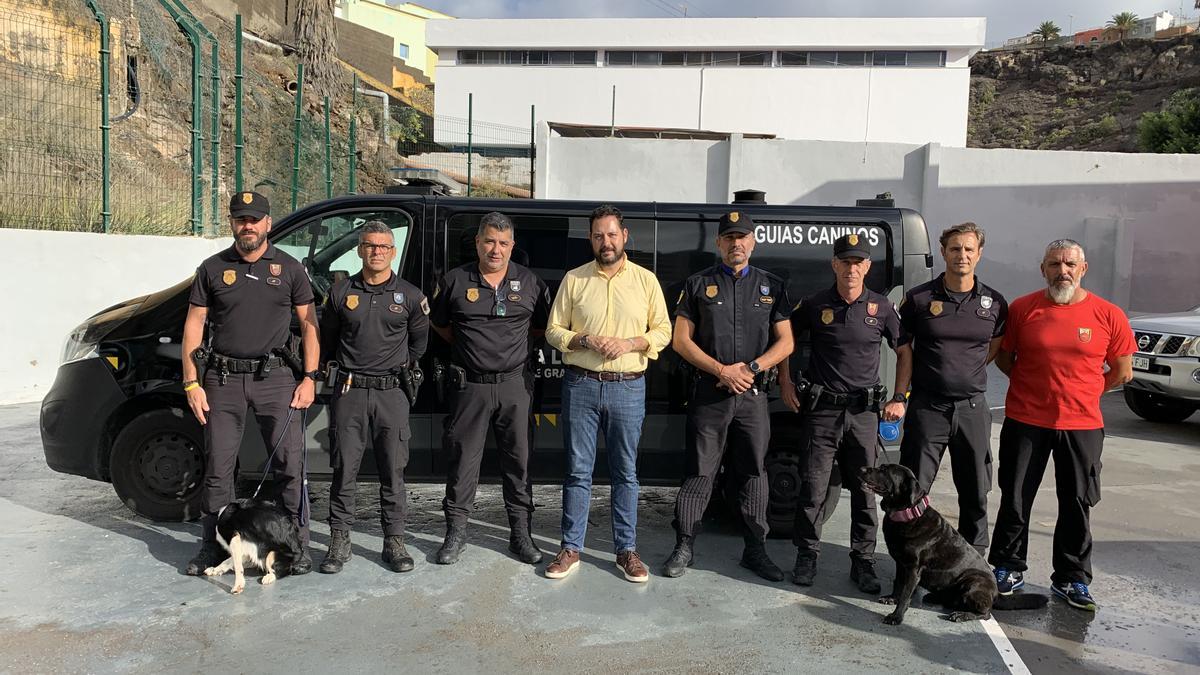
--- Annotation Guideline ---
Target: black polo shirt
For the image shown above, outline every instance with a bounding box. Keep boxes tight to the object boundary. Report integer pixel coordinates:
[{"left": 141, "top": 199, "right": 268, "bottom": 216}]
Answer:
[
  {"left": 792, "top": 286, "right": 904, "bottom": 393},
  {"left": 189, "top": 243, "right": 313, "bottom": 359},
  {"left": 320, "top": 272, "right": 430, "bottom": 377},
  {"left": 900, "top": 273, "right": 1007, "bottom": 399},
  {"left": 675, "top": 264, "right": 792, "bottom": 368},
  {"left": 430, "top": 261, "right": 550, "bottom": 374}
]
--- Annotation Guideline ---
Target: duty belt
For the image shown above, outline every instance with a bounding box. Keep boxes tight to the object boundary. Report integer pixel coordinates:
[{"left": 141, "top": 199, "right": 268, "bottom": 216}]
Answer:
[
  {"left": 814, "top": 386, "right": 886, "bottom": 409},
  {"left": 207, "top": 352, "right": 286, "bottom": 383},
  {"left": 568, "top": 365, "right": 644, "bottom": 382},
  {"left": 464, "top": 368, "right": 523, "bottom": 384},
  {"left": 337, "top": 372, "right": 403, "bottom": 390}
]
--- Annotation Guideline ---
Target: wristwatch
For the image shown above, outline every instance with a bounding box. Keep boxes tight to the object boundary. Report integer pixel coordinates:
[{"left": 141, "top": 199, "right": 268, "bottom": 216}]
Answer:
[
  {"left": 748, "top": 360, "right": 761, "bottom": 374},
  {"left": 579, "top": 335, "right": 591, "bottom": 350},
  {"left": 303, "top": 370, "right": 321, "bottom": 381},
  {"left": 891, "top": 392, "right": 908, "bottom": 404}
]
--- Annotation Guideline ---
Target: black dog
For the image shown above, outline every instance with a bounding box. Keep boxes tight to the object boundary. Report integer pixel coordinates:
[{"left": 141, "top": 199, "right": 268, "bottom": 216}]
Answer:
[
  {"left": 860, "top": 464, "right": 1048, "bottom": 624},
  {"left": 204, "top": 499, "right": 303, "bottom": 594}
]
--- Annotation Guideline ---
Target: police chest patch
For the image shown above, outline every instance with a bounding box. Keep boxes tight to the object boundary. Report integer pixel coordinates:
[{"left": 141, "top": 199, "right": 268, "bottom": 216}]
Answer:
[
  {"left": 980, "top": 296, "right": 993, "bottom": 309},
  {"left": 821, "top": 308, "right": 834, "bottom": 325},
  {"left": 266, "top": 277, "right": 281, "bottom": 286},
  {"left": 976, "top": 308, "right": 991, "bottom": 318},
  {"left": 466, "top": 288, "right": 479, "bottom": 303},
  {"left": 705, "top": 284, "right": 718, "bottom": 299},
  {"left": 508, "top": 293, "right": 521, "bottom": 302},
  {"left": 867, "top": 302, "right": 878, "bottom": 316},
  {"left": 1078, "top": 327, "right": 1093, "bottom": 343},
  {"left": 865, "top": 316, "right": 879, "bottom": 326},
  {"left": 222, "top": 269, "right": 236, "bottom": 286},
  {"left": 394, "top": 292, "right": 405, "bottom": 304},
  {"left": 759, "top": 295, "right": 774, "bottom": 305},
  {"left": 510, "top": 280, "right": 521, "bottom": 292},
  {"left": 760, "top": 284, "right": 770, "bottom": 296},
  {"left": 269, "top": 263, "right": 282, "bottom": 277},
  {"left": 930, "top": 300, "right": 944, "bottom": 316},
  {"left": 388, "top": 304, "right": 405, "bottom": 314},
  {"left": 346, "top": 294, "right": 359, "bottom": 311}
]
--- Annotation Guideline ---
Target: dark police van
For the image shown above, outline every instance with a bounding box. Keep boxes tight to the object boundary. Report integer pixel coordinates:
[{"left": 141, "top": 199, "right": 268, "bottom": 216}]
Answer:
[{"left": 40, "top": 193, "right": 931, "bottom": 535}]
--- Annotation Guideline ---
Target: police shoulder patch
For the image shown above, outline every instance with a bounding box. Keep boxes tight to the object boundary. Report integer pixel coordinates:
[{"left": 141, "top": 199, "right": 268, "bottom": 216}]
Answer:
[
  {"left": 677, "top": 289, "right": 685, "bottom": 304},
  {"left": 420, "top": 297, "right": 430, "bottom": 315}
]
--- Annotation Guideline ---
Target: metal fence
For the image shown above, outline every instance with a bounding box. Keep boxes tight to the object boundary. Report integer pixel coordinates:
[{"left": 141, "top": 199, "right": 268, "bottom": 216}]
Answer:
[{"left": 0, "top": 0, "right": 537, "bottom": 237}]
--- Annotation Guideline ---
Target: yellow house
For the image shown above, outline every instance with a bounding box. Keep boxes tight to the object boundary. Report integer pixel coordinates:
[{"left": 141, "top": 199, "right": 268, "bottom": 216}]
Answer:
[{"left": 336, "top": 0, "right": 452, "bottom": 85}]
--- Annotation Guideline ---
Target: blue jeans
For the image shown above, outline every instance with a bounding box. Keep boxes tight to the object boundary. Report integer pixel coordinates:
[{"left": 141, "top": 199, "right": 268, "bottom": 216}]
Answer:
[{"left": 560, "top": 369, "right": 646, "bottom": 553}]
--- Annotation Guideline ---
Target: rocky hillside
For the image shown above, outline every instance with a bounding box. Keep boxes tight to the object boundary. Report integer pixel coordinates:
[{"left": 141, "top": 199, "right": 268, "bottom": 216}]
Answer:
[{"left": 968, "top": 34, "right": 1200, "bottom": 151}]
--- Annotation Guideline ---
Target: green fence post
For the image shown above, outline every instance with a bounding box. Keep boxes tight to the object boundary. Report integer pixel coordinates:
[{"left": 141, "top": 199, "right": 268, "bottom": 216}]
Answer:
[
  {"left": 158, "top": 0, "right": 203, "bottom": 235},
  {"left": 82, "top": 1, "right": 112, "bottom": 233},
  {"left": 174, "top": 0, "right": 220, "bottom": 233},
  {"left": 466, "top": 93, "right": 473, "bottom": 197},
  {"left": 234, "top": 14, "right": 244, "bottom": 192},
  {"left": 291, "top": 63, "right": 305, "bottom": 212},
  {"left": 529, "top": 104, "right": 535, "bottom": 199},
  {"left": 348, "top": 74, "right": 357, "bottom": 195},
  {"left": 324, "top": 96, "right": 332, "bottom": 200}
]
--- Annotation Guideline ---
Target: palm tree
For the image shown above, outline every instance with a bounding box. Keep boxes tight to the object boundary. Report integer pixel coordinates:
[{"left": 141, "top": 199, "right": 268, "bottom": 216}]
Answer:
[
  {"left": 294, "top": 0, "right": 340, "bottom": 100},
  {"left": 1105, "top": 12, "right": 1139, "bottom": 41},
  {"left": 1032, "top": 21, "right": 1062, "bottom": 46}
]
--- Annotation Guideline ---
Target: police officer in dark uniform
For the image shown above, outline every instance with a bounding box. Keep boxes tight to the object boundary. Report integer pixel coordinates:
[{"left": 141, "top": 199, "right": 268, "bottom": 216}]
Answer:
[
  {"left": 318, "top": 221, "right": 430, "bottom": 574},
  {"left": 778, "top": 232, "right": 911, "bottom": 593},
  {"left": 182, "top": 191, "right": 320, "bottom": 576},
  {"left": 663, "top": 211, "right": 794, "bottom": 581},
  {"left": 430, "top": 212, "right": 551, "bottom": 566},
  {"left": 896, "top": 222, "right": 1007, "bottom": 556}
]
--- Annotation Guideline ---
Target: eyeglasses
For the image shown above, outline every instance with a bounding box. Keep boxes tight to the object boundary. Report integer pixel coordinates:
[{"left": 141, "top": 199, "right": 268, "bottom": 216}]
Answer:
[{"left": 359, "top": 243, "right": 395, "bottom": 253}]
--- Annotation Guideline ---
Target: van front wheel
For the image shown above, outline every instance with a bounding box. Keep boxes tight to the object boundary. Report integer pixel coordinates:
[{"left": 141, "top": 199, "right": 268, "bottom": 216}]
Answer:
[{"left": 109, "top": 409, "right": 205, "bottom": 521}]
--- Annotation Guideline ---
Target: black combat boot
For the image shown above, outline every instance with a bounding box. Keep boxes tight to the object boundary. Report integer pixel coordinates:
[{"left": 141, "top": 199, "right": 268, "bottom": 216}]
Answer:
[
  {"left": 291, "top": 548, "right": 313, "bottom": 575},
  {"left": 319, "top": 529, "right": 352, "bottom": 574},
  {"left": 662, "top": 534, "right": 694, "bottom": 578},
  {"left": 792, "top": 550, "right": 818, "bottom": 586},
  {"left": 382, "top": 535, "right": 415, "bottom": 573},
  {"left": 185, "top": 540, "right": 225, "bottom": 576},
  {"left": 740, "top": 540, "right": 784, "bottom": 582},
  {"left": 508, "top": 515, "right": 544, "bottom": 565},
  {"left": 436, "top": 523, "right": 467, "bottom": 565},
  {"left": 850, "top": 556, "right": 881, "bottom": 594}
]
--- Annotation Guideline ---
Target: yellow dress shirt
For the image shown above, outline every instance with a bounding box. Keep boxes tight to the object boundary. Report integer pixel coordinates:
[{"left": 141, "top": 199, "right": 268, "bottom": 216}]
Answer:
[{"left": 546, "top": 257, "right": 672, "bottom": 373}]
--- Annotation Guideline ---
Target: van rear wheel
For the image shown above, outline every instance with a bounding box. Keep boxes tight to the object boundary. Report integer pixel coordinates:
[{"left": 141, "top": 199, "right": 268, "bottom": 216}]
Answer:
[
  {"left": 109, "top": 408, "right": 204, "bottom": 521},
  {"left": 765, "top": 451, "right": 841, "bottom": 539}
]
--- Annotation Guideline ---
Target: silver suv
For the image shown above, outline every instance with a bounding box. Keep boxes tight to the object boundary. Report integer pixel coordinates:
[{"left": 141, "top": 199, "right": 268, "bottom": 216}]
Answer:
[{"left": 1125, "top": 304, "right": 1200, "bottom": 423}]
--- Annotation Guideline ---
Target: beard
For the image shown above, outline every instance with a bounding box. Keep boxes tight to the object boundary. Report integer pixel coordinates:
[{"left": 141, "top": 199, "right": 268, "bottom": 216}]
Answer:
[
  {"left": 1047, "top": 280, "right": 1078, "bottom": 304},
  {"left": 235, "top": 230, "right": 264, "bottom": 253},
  {"left": 595, "top": 245, "right": 623, "bottom": 265}
]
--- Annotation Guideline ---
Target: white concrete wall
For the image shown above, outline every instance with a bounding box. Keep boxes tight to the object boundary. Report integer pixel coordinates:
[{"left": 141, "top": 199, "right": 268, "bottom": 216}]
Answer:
[
  {"left": 540, "top": 133, "right": 1200, "bottom": 314},
  {"left": 0, "top": 230, "right": 232, "bottom": 404}
]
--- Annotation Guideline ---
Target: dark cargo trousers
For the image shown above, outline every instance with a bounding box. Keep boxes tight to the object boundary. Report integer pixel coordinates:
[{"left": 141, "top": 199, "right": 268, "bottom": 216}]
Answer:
[
  {"left": 899, "top": 392, "right": 993, "bottom": 552},
  {"left": 988, "top": 418, "right": 1104, "bottom": 585},
  {"left": 328, "top": 386, "right": 410, "bottom": 537},
  {"left": 793, "top": 405, "right": 879, "bottom": 560},
  {"left": 442, "top": 374, "right": 535, "bottom": 529},
  {"left": 674, "top": 382, "right": 770, "bottom": 542},
  {"left": 201, "top": 368, "right": 309, "bottom": 545}
]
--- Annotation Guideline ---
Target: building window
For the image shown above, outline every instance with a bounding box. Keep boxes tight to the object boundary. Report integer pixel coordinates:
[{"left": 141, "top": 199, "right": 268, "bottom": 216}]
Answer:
[
  {"left": 904, "top": 51, "right": 945, "bottom": 67},
  {"left": 872, "top": 51, "right": 907, "bottom": 66},
  {"left": 609, "top": 50, "right": 771, "bottom": 67},
  {"left": 458, "top": 49, "right": 596, "bottom": 65},
  {"left": 398, "top": 43, "right": 410, "bottom": 60},
  {"left": 737, "top": 51, "right": 771, "bottom": 66},
  {"left": 780, "top": 51, "right": 808, "bottom": 66}
]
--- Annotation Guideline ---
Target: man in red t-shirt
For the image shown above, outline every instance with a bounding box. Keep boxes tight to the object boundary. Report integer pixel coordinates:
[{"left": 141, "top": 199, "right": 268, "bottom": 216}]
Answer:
[{"left": 990, "top": 239, "right": 1134, "bottom": 612}]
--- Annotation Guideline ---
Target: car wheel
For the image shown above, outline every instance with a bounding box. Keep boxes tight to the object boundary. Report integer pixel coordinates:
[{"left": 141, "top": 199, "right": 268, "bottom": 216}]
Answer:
[
  {"left": 1123, "top": 388, "right": 1197, "bottom": 423},
  {"left": 109, "top": 408, "right": 204, "bottom": 521},
  {"left": 764, "top": 451, "right": 841, "bottom": 539}
]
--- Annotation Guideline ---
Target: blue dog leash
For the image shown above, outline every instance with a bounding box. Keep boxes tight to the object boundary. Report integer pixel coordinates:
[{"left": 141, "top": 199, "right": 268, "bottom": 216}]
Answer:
[{"left": 252, "top": 406, "right": 310, "bottom": 527}]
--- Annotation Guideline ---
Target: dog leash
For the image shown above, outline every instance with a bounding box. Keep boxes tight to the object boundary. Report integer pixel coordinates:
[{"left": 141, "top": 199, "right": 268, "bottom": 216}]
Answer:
[{"left": 251, "top": 407, "right": 311, "bottom": 527}]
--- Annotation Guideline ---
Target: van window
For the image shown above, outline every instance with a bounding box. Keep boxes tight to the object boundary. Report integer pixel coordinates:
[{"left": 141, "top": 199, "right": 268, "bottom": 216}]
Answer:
[{"left": 274, "top": 209, "right": 413, "bottom": 301}]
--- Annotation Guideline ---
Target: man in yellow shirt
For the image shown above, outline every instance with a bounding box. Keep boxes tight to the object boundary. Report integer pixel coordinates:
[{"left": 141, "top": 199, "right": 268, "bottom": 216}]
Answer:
[{"left": 543, "top": 204, "right": 672, "bottom": 583}]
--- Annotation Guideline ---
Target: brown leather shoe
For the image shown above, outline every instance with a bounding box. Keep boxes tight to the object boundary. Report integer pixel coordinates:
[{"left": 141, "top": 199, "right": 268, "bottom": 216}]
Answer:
[
  {"left": 545, "top": 548, "right": 580, "bottom": 579},
  {"left": 616, "top": 550, "right": 649, "bottom": 583}
]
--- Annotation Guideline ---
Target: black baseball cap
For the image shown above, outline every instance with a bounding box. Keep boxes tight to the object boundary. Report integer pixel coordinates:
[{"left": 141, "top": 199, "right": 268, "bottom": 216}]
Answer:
[
  {"left": 833, "top": 233, "right": 871, "bottom": 260},
  {"left": 229, "top": 191, "right": 270, "bottom": 219},
  {"left": 718, "top": 211, "right": 754, "bottom": 236}
]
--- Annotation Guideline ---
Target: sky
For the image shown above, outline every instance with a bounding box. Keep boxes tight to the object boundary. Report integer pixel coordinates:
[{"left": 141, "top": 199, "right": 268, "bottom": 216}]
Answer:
[{"left": 405, "top": 0, "right": 1196, "bottom": 47}]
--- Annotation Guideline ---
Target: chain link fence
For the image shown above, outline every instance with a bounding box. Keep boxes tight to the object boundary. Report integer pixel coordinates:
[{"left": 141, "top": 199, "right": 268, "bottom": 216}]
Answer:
[{"left": 0, "top": 0, "right": 535, "bottom": 236}]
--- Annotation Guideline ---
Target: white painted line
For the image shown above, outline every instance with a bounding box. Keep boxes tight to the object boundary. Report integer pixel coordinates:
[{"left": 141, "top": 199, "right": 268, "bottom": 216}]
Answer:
[{"left": 982, "top": 617, "right": 1031, "bottom": 675}]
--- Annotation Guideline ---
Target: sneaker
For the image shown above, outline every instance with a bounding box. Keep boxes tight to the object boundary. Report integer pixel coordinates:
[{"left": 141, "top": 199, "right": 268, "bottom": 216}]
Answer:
[
  {"left": 545, "top": 548, "right": 581, "bottom": 579},
  {"left": 994, "top": 567, "right": 1024, "bottom": 595},
  {"left": 616, "top": 550, "right": 649, "bottom": 583},
  {"left": 1052, "top": 582, "right": 1098, "bottom": 612}
]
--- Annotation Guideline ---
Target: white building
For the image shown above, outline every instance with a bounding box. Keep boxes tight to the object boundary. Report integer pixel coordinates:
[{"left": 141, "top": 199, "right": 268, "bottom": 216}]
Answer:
[
  {"left": 426, "top": 17, "right": 986, "bottom": 147},
  {"left": 1131, "top": 10, "right": 1174, "bottom": 38}
]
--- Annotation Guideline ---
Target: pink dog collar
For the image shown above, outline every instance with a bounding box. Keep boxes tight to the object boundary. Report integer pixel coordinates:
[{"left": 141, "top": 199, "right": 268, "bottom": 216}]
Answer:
[{"left": 888, "top": 495, "right": 930, "bottom": 523}]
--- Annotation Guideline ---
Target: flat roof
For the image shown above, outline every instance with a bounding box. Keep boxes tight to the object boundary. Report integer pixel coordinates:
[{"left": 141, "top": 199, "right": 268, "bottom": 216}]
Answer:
[
  {"left": 549, "top": 121, "right": 776, "bottom": 140},
  {"left": 427, "top": 17, "right": 986, "bottom": 50}
]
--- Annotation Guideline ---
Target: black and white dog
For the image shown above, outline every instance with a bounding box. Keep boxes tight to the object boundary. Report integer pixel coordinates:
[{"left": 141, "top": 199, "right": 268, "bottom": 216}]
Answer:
[
  {"left": 860, "top": 464, "right": 1048, "bottom": 624},
  {"left": 204, "top": 499, "right": 303, "bottom": 594}
]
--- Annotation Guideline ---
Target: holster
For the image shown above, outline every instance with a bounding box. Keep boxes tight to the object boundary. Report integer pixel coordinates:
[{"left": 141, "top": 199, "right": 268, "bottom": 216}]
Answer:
[
  {"left": 401, "top": 363, "right": 424, "bottom": 405},
  {"left": 447, "top": 364, "right": 466, "bottom": 392},
  {"left": 273, "top": 332, "right": 304, "bottom": 376},
  {"left": 191, "top": 346, "right": 211, "bottom": 383}
]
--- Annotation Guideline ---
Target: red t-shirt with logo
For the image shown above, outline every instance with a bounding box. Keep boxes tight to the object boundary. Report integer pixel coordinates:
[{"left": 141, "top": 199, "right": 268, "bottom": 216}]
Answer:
[{"left": 1002, "top": 291, "right": 1135, "bottom": 430}]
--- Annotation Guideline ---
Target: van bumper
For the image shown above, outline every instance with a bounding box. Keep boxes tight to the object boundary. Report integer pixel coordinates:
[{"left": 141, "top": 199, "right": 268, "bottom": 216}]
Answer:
[{"left": 40, "top": 358, "right": 127, "bottom": 480}]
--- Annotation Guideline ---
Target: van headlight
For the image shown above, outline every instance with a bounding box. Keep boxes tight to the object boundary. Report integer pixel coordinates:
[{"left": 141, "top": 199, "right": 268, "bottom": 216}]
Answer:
[{"left": 61, "top": 303, "right": 142, "bottom": 364}]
